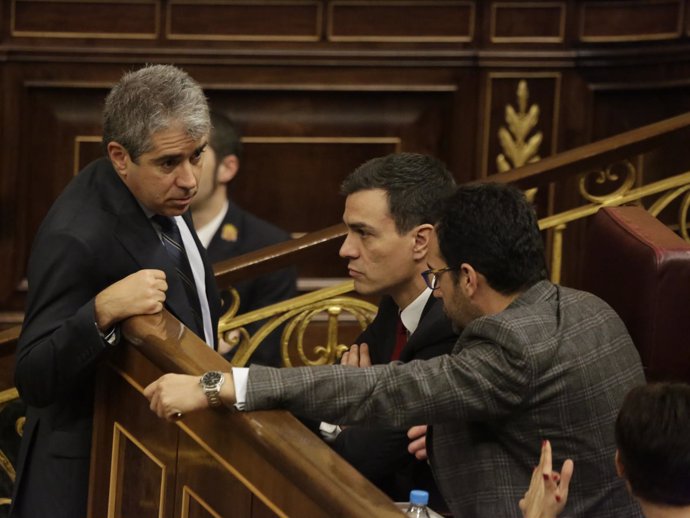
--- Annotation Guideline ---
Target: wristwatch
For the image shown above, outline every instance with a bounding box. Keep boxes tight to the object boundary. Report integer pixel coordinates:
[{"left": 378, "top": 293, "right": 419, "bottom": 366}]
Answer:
[{"left": 199, "top": 371, "right": 225, "bottom": 408}]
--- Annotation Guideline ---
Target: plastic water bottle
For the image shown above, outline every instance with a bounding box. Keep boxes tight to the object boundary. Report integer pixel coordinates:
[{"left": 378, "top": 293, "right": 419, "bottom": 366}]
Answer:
[{"left": 405, "top": 489, "right": 430, "bottom": 517}]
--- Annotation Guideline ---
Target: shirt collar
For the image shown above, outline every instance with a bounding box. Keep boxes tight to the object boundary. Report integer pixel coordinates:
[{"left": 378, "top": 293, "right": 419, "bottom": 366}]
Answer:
[
  {"left": 195, "top": 199, "right": 229, "bottom": 248},
  {"left": 399, "top": 288, "right": 432, "bottom": 336}
]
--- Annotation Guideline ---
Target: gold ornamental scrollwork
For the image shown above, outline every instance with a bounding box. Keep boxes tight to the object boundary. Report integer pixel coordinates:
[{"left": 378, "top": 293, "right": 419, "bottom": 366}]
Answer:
[
  {"left": 497, "top": 80, "right": 543, "bottom": 173},
  {"left": 218, "top": 287, "right": 242, "bottom": 346},
  {"left": 648, "top": 185, "right": 690, "bottom": 243},
  {"left": 219, "top": 281, "right": 378, "bottom": 367},
  {"left": 281, "top": 298, "right": 377, "bottom": 367},
  {"left": 578, "top": 160, "right": 637, "bottom": 204},
  {"left": 226, "top": 296, "right": 376, "bottom": 367},
  {"left": 681, "top": 191, "right": 690, "bottom": 242}
]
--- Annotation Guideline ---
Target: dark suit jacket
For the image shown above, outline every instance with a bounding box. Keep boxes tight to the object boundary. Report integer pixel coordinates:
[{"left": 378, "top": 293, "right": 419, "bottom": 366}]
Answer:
[
  {"left": 246, "top": 281, "right": 646, "bottom": 518},
  {"left": 11, "top": 157, "right": 221, "bottom": 518},
  {"left": 205, "top": 200, "right": 297, "bottom": 367},
  {"left": 331, "top": 295, "right": 455, "bottom": 507}
]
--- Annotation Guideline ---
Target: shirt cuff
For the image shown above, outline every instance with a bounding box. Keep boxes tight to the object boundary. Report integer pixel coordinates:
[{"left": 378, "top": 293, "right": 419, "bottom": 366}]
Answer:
[
  {"left": 319, "top": 422, "right": 342, "bottom": 443},
  {"left": 232, "top": 367, "right": 249, "bottom": 411},
  {"left": 96, "top": 323, "right": 120, "bottom": 346}
]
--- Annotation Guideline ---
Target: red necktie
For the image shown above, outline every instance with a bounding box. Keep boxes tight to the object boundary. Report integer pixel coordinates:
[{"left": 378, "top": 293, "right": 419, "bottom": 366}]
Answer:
[{"left": 391, "top": 316, "right": 408, "bottom": 361}]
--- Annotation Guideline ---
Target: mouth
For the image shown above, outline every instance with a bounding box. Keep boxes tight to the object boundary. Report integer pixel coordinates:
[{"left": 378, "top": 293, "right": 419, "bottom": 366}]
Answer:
[
  {"left": 170, "top": 197, "right": 194, "bottom": 210},
  {"left": 348, "top": 267, "right": 363, "bottom": 278}
]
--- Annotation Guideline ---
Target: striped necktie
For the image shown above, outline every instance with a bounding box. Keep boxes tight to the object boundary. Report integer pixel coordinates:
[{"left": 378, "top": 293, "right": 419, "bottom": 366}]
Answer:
[{"left": 152, "top": 215, "right": 204, "bottom": 336}]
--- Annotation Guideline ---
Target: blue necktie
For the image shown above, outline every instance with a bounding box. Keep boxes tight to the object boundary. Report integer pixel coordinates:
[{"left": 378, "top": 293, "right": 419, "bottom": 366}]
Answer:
[{"left": 152, "top": 215, "right": 204, "bottom": 336}]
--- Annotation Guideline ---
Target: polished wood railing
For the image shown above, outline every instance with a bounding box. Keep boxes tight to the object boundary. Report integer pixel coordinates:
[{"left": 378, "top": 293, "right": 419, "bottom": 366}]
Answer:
[
  {"left": 483, "top": 111, "right": 690, "bottom": 190},
  {"left": 88, "top": 310, "right": 405, "bottom": 518}
]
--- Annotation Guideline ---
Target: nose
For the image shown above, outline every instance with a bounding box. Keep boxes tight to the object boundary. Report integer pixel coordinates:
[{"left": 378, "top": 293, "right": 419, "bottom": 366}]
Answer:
[
  {"left": 432, "top": 287, "right": 443, "bottom": 299},
  {"left": 339, "top": 232, "right": 358, "bottom": 259},
  {"left": 176, "top": 161, "right": 198, "bottom": 191}
]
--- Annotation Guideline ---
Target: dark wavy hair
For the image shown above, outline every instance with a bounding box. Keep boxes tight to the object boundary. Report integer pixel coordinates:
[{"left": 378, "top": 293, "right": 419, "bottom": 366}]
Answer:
[
  {"left": 616, "top": 383, "right": 690, "bottom": 506},
  {"left": 340, "top": 153, "right": 456, "bottom": 234},
  {"left": 436, "top": 183, "right": 547, "bottom": 294}
]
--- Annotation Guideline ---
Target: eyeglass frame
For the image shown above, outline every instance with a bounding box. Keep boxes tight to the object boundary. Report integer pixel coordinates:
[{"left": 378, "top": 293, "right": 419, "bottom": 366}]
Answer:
[{"left": 421, "top": 265, "right": 460, "bottom": 291}]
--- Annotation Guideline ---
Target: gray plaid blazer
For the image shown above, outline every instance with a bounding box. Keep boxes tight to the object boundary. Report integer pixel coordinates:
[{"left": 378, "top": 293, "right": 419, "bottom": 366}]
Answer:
[{"left": 246, "top": 281, "right": 645, "bottom": 518}]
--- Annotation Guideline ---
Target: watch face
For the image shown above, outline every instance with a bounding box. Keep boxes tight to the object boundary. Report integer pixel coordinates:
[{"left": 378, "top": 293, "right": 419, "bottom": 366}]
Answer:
[{"left": 202, "top": 371, "right": 222, "bottom": 386}]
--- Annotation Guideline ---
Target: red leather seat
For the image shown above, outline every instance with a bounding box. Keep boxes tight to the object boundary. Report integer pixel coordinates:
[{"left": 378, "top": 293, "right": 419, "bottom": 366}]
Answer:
[{"left": 583, "top": 206, "right": 690, "bottom": 383}]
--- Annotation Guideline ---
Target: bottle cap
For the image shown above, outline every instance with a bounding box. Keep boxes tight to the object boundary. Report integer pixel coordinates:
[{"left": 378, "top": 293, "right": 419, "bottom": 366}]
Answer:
[{"left": 409, "top": 490, "right": 429, "bottom": 506}]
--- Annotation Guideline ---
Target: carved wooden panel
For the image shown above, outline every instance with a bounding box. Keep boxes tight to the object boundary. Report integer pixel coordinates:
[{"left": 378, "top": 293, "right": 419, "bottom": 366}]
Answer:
[
  {"left": 240, "top": 138, "right": 399, "bottom": 233},
  {"left": 167, "top": 1, "right": 322, "bottom": 41},
  {"left": 175, "top": 434, "right": 254, "bottom": 517},
  {"left": 206, "top": 87, "right": 456, "bottom": 277},
  {"left": 11, "top": 0, "right": 159, "bottom": 39},
  {"left": 490, "top": 2, "right": 566, "bottom": 43},
  {"left": 328, "top": 0, "right": 475, "bottom": 42},
  {"left": 21, "top": 83, "right": 106, "bottom": 263},
  {"left": 109, "top": 423, "right": 167, "bottom": 518},
  {"left": 579, "top": 0, "right": 682, "bottom": 42},
  {"left": 589, "top": 83, "right": 690, "bottom": 183},
  {"left": 75, "top": 137, "right": 105, "bottom": 174},
  {"left": 91, "top": 365, "right": 180, "bottom": 518}
]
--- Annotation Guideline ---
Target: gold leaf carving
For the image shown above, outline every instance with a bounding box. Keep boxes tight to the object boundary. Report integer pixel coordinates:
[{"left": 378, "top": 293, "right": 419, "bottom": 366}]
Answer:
[{"left": 496, "top": 80, "right": 543, "bottom": 173}]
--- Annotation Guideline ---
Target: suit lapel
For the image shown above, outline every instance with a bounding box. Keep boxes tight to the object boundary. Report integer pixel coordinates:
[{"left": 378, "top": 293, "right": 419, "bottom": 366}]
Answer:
[
  {"left": 376, "top": 298, "right": 400, "bottom": 363},
  {"left": 400, "top": 295, "right": 442, "bottom": 360},
  {"left": 102, "top": 165, "right": 204, "bottom": 336}
]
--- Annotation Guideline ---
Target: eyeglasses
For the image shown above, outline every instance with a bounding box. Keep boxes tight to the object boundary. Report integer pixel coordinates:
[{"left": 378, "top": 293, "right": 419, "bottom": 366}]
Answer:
[{"left": 421, "top": 266, "right": 458, "bottom": 290}]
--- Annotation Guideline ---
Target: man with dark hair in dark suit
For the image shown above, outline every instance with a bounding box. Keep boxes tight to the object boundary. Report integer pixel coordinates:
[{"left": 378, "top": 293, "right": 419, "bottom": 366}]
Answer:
[
  {"left": 321, "top": 153, "right": 458, "bottom": 508},
  {"left": 12, "top": 64, "right": 221, "bottom": 518},
  {"left": 190, "top": 111, "right": 297, "bottom": 367}
]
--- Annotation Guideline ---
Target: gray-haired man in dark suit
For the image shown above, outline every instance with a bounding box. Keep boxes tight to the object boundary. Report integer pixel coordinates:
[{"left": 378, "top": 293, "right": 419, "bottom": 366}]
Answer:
[
  {"left": 13, "top": 64, "right": 221, "bottom": 518},
  {"left": 146, "top": 181, "right": 645, "bottom": 518}
]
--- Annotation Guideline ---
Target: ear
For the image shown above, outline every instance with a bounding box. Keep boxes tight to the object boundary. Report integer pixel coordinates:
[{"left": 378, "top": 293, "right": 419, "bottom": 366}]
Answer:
[
  {"left": 217, "top": 154, "right": 239, "bottom": 184},
  {"left": 107, "top": 142, "right": 130, "bottom": 177},
  {"left": 411, "top": 224, "right": 434, "bottom": 260},
  {"left": 459, "top": 263, "right": 479, "bottom": 297},
  {"left": 614, "top": 449, "right": 625, "bottom": 478}
]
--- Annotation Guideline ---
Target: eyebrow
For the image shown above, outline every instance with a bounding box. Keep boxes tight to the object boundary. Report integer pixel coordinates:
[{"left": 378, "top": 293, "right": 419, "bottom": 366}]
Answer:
[
  {"left": 150, "top": 142, "right": 207, "bottom": 166},
  {"left": 346, "top": 221, "right": 376, "bottom": 233}
]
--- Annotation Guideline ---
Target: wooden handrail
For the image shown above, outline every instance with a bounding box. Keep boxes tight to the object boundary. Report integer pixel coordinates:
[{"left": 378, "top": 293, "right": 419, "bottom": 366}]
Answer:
[
  {"left": 213, "top": 223, "right": 346, "bottom": 286},
  {"left": 482, "top": 110, "right": 690, "bottom": 188},
  {"left": 102, "top": 309, "right": 405, "bottom": 517},
  {"left": 0, "top": 326, "right": 20, "bottom": 347}
]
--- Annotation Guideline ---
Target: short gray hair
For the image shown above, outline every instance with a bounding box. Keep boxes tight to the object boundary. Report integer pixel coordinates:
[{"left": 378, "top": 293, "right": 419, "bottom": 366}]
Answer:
[{"left": 102, "top": 64, "right": 210, "bottom": 161}]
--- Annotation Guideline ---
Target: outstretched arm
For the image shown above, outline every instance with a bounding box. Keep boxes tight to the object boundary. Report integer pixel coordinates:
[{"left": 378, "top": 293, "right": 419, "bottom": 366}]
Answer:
[{"left": 144, "top": 371, "right": 237, "bottom": 420}]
